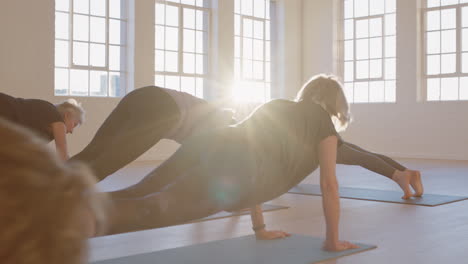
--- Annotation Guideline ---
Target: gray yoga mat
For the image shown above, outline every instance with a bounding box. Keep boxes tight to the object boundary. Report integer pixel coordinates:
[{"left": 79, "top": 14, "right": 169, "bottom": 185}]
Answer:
[
  {"left": 288, "top": 184, "right": 468, "bottom": 206},
  {"left": 191, "top": 204, "right": 288, "bottom": 223},
  {"left": 92, "top": 234, "right": 376, "bottom": 264}
]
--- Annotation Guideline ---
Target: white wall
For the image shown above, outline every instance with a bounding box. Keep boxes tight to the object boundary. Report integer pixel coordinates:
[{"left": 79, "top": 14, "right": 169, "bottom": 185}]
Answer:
[
  {"left": 0, "top": 0, "right": 304, "bottom": 161},
  {"left": 301, "top": 0, "right": 468, "bottom": 160}
]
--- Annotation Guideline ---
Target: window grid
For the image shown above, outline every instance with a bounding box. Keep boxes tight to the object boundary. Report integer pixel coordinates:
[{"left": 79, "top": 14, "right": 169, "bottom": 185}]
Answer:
[
  {"left": 154, "top": 0, "right": 210, "bottom": 98},
  {"left": 234, "top": 0, "right": 271, "bottom": 103},
  {"left": 342, "top": 0, "right": 396, "bottom": 103},
  {"left": 423, "top": 0, "right": 468, "bottom": 101},
  {"left": 54, "top": 0, "right": 128, "bottom": 97}
]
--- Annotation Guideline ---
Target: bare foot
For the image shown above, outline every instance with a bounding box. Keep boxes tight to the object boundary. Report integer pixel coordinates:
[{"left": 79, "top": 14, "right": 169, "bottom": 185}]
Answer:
[
  {"left": 407, "top": 169, "right": 424, "bottom": 197},
  {"left": 392, "top": 170, "right": 414, "bottom": 199}
]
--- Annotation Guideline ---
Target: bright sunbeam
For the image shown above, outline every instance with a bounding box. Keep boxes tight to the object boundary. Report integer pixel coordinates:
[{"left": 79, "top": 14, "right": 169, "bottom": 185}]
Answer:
[{"left": 231, "top": 81, "right": 269, "bottom": 103}]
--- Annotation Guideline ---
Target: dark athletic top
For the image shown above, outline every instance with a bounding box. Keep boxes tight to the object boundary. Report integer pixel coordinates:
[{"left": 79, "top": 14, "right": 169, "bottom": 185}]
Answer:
[
  {"left": 0, "top": 93, "right": 63, "bottom": 142},
  {"left": 187, "top": 99, "right": 339, "bottom": 210}
]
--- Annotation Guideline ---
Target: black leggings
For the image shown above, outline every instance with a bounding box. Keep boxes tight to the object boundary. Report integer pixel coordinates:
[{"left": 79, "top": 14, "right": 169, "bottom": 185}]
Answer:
[
  {"left": 70, "top": 86, "right": 180, "bottom": 181},
  {"left": 336, "top": 141, "right": 406, "bottom": 179}
]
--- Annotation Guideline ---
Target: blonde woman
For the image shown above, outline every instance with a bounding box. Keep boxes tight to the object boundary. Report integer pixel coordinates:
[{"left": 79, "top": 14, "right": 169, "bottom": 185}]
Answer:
[
  {"left": 0, "top": 92, "right": 84, "bottom": 160},
  {"left": 0, "top": 118, "right": 107, "bottom": 264},
  {"left": 103, "top": 74, "right": 358, "bottom": 251}
]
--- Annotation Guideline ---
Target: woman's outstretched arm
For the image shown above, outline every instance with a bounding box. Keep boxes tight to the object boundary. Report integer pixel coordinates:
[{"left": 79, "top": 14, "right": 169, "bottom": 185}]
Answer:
[
  {"left": 319, "top": 135, "right": 359, "bottom": 251},
  {"left": 250, "top": 204, "right": 290, "bottom": 240}
]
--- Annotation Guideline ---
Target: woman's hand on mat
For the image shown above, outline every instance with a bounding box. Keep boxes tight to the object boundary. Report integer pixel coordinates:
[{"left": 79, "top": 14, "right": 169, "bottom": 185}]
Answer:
[
  {"left": 322, "top": 240, "right": 360, "bottom": 251},
  {"left": 255, "top": 229, "right": 291, "bottom": 240}
]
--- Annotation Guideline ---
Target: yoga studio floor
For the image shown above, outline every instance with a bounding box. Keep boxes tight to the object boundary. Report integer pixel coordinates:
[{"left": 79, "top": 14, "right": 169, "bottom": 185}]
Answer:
[{"left": 91, "top": 158, "right": 468, "bottom": 263}]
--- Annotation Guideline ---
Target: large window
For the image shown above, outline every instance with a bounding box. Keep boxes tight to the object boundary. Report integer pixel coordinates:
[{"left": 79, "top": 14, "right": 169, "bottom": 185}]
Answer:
[
  {"left": 234, "top": 0, "right": 271, "bottom": 103},
  {"left": 424, "top": 0, "right": 468, "bottom": 101},
  {"left": 342, "top": 0, "right": 396, "bottom": 103},
  {"left": 154, "top": 0, "right": 210, "bottom": 98},
  {"left": 55, "top": 0, "right": 128, "bottom": 97}
]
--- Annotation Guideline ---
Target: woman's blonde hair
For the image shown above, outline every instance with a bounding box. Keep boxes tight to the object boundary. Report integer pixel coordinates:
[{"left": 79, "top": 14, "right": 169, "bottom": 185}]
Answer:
[
  {"left": 295, "top": 74, "right": 351, "bottom": 131},
  {"left": 0, "top": 118, "right": 107, "bottom": 264},
  {"left": 55, "top": 99, "right": 85, "bottom": 124}
]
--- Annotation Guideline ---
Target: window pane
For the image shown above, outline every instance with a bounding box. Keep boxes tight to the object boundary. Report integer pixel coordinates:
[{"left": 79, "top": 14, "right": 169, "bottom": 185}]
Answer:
[
  {"left": 253, "top": 60, "right": 264, "bottom": 80},
  {"left": 427, "top": 31, "right": 441, "bottom": 54},
  {"left": 460, "top": 77, "right": 468, "bottom": 100},
  {"left": 55, "top": 40, "right": 69, "bottom": 67},
  {"left": 344, "top": 61, "right": 354, "bottom": 82},
  {"left": 155, "top": 50, "right": 165, "bottom": 71},
  {"left": 73, "top": 42, "right": 89, "bottom": 65},
  {"left": 462, "top": 53, "right": 468, "bottom": 73},
  {"left": 70, "top": 69, "right": 89, "bottom": 95},
  {"left": 344, "top": 19, "right": 354, "bottom": 40},
  {"left": 344, "top": 40, "right": 354, "bottom": 61},
  {"left": 90, "top": 17, "right": 106, "bottom": 43},
  {"left": 109, "top": 19, "right": 123, "bottom": 45},
  {"left": 182, "top": 0, "right": 195, "bottom": 5},
  {"left": 90, "top": 0, "right": 106, "bottom": 16},
  {"left": 235, "top": 0, "right": 240, "bottom": 13},
  {"left": 165, "top": 27, "right": 179, "bottom": 51},
  {"left": 384, "top": 80, "right": 396, "bottom": 102},
  {"left": 253, "top": 39, "right": 264, "bottom": 60},
  {"left": 439, "top": 32, "right": 453, "bottom": 52},
  {"left": 181, "top": 76, "right": 195, "bottom": 95},
  {"left": 196, "top": 54, "right": 205, "bottom": 74},
  {"left": 254, "top": 0, "right": 265, "bottom": 18},
  {"left": 441, "top": 53, "right": 456, "bottom": 74},
  {"left": 265, "top": 61, "right": 270, "bottom": 81},
  {"left": 427, "top": 10, "right": 440, "bottom": 31},
  {"left": 243, "top": 59, "right": 253, "bottom": 79},
  {"left": 462, "top": 7, "right": 468, "bottom": 28},
  {"left": 235, "top": 36, "right": 241, "bottom": 57},
  {"left": 90, "top": 43, "right": 106, "bottom": 67},
  {"left": 354, "top": 0, "right": 369, "bottom": 18},
  {"left": 344, "top": 0, "right": 354, "bottom": 18},
  {"left": 344, "top": 82, "right": 354, "bottom": 102},
  {"left": 109, "top": 72, "right": 125, "bottom": 97},
  {"left": 356, "top": 60, "right": 369, "bottom": 79},
  {"left": 55, "top": 68, "right": 69, "bottom": 94},
  {"left": 196, "top": 77, "right": 204, "bottom": 98},
  {"left": 166, "top": 5, "right": 179, "bottom": 27},
  {"left": 165, "top": 51, "right": 178, "bottom": 72},
  {"left": 242, "top": 0, "right": 253, "bottom": 16},
  {"left": 196, "top": 31, "right": 205, "bottom": 53},
  {"left": 356, "top": 39, "right": 369, "bottom": 59},
  {"left": 90, "top": 71, "right": 108, "bottom": 96},
  {"left": 155, "top": 26, "right": 165, "bottom": 49},
  {"left": 235, "top": 58, "right": 241, "bottom": 79},
  {"left": 369, "top": 17, "right": 382, "bottom": 37},
  {"left": 385, "top": 0, "right": 396, "bottom": 13},
  {"left": 427, "top": 55, "right": 441, "bottom": 75},
  {"left": 356, "top": 19, "right": 369, "bottom": 38},
  {"left": 385, "top": 14, "right": 395, "bottom": 35},
  {"left": 369, "top": 37, "right": 382, "bottom": 59},
  {"left": 183, "top": 53, "right": 195, "bottom": 73},
  {"left": 369, "top": 59, "right": 382, "bottom": 78},
  {"left": 369, "top": 81, "right": 384, "bottom": 102},
  {"left": 73, "top": 15, "right": 89, "bottom": 41},
  {"left": 354, "top": 82, "right": 369, "bottom": 102},
  {"left": 440, "top": 77, "right": 458, "bottom": 100},
  {"left": 166, "top": 75, "right": 180, "bottom": 90},
  {"left": 369, "top": 0, "right": 384, "bottom": 15},
  {"left": 155, "top": 3, "right": 166, "bottom": 24},
  {"left": 427, "top": 0, "right": 440, "bottom": 8},
  {"left": 385, "top": 58, "right": 396, "bottom": 79},
  {"left": 56, "top": 0, "right": 70, "bottom": 12},
  {"left": 56, "top": 12, "right": 69, "bottom": 39},
  {"left": 184, "top": 8, "right": 195, "bottom": 29},
  {"left": 109, "top": 0, "right": 125, "bottom": 19},
  {"left": 109, "top": 45, "right": 121, "bottom": 71},
  {"left": 265, "top": 21, "right": 270, "bottom": 40},
  {"left": 196, "top": 10, "right": 206, "bottom": 31},
  {"left": 243, "top": 38, "right": 253, "bottom": 59},
  {"left": 385, "top": 36, "right": 396, "bottom": 57},
  {"left": 254, "top": 20, "right": 264, "bottom": 39},
  {"left": 74, "top": 0, "right": 89, "bottom": 14},
  {"left": 427, "top": 78, "right": 440, "bottom": 101},
  {"left": 243, "top": 18, "right": 253, "bottom": 38},
  {"left": 441, "top": 9, "right": 456, "bottom": 30},
  {"left": 235, "top": 14, "right": 241, "bottom": 35},
  {"left": 184, "top": 29, "right": 195, "bottom": 52},
  {"left": 463, "top": 29, "right": 468, "bottom": 51},
  {"left": 441, "top": 0, "right": 458, "bottom": 6},
  {"left": 155, "top": 74, "right": 165, "bottom": 87}
]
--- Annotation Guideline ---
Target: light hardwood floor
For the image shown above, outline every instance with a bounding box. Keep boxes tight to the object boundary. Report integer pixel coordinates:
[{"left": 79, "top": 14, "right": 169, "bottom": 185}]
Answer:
[{"left": 90, "top": 159, "right": 468, "bottom": 264}]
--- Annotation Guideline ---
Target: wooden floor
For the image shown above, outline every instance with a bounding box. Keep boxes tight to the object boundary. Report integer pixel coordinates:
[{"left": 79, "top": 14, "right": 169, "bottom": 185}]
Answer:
[{"left": 90, "top": 158, "right": 468, "bottom": 263}]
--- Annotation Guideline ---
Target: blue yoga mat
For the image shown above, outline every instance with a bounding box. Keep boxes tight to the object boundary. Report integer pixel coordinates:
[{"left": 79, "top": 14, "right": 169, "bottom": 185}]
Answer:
[
  {"left": 288, "top": 184, "right": 468, "bottom": 206},
  {"left": 92, "top": 234, "right": 376, "bottom": 264}
]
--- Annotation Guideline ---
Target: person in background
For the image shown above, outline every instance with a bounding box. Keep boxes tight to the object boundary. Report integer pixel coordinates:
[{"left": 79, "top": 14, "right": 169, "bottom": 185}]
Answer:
[{"left": 0, "top": 92, "right": 84, "bottom": 160}]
